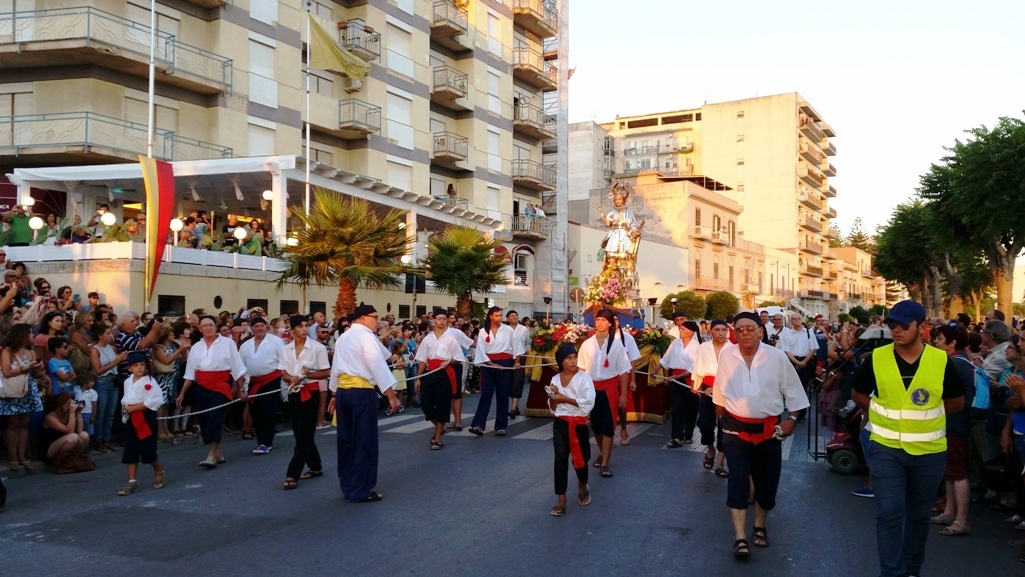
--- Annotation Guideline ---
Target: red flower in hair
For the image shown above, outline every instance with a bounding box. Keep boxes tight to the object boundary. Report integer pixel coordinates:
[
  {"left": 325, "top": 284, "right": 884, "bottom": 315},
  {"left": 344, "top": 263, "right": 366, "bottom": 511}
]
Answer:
[{"left": 144, "top": 384, "right": 152, "bottom": 391}]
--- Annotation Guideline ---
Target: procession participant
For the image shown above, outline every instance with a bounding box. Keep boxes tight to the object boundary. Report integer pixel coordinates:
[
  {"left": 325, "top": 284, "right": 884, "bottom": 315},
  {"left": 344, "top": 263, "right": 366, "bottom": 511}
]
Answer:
[
  {"left": 763, "top": 313, "right": 785, "bottom": 346},
  {"left": 280, "top": 315, "right": 331, "bottom": 490},
  {"left": 612, "top": 315, "right": 641, "bottom": 445},
  {"left": 414, "top": 309, "right": 460, "bottom": 450},
  {"left": 713, "top": 312, "right": 809, "bottom": 559},
  {"left": 446, "top": 316, "right": 474, "bottom": 431},
  {"left": 578, "top": 309, "right": 631, "bottom": 478},
  {"left": 850, "top": 300, "right": 963, "bottom": 577},
  {"left": 692, "top": 319, "right": 735, "bottom": 475},
  {"left": 176, "top": 315, "right": 247, "bottom": 469},
  {"left": 548, "top": 342, "right": 596, "bottom": 517},
  {"left": 507, "top": 310, "right": 532, "bottom": 419},
  {"left": 238, "top": 317, "right": 285, "bottom": 455},
  {"left": 778, "top": 313, "right": 819, "bottom": 387},
  {"left": 314, "top": 324, "right": 334, "bottom": 428},
  {"left": 662, "top": 313, "right": 701, "bottom": 447},
  {"left": 118, "top": 352, "right": 165, "bottom": 496},
  {"left": 468, "top": 307, "right": 523, "bottom": 437},
  {"left": 329, "top": 305, "right": 400, "bottom": 503}
]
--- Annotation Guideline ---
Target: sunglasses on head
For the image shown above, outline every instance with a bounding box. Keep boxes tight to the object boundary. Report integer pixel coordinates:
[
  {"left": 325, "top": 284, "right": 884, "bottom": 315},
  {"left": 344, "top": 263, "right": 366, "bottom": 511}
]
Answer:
[{"left": 885, "top": 319, "right": 913, "bottom": 331}]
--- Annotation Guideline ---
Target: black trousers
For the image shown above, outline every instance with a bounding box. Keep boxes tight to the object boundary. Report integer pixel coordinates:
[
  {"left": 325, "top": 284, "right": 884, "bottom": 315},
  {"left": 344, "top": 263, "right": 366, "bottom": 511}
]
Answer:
[
  {"left": 250, "top": 377, "right": 282, "bottom": 447},
  {"left": 670, "top": 385, "right": 698, "bottom": 441},
  {"left": 697, "top": 394, "right": 723, "bottom": 450},
  {"left": 195, "top": 386, "right": 229, "bottom": 445},
  {"left": 722, "top": 431, "right": 783, "bottom": 510},
  {"left": 553, "top": 418, "right": 590, "bottom": 495},
  {"left": 286, "top": 392, "right": 322, "bottom": 480},
  {"left": 510, "top": 367, "right": 527, "bottom": 399}
]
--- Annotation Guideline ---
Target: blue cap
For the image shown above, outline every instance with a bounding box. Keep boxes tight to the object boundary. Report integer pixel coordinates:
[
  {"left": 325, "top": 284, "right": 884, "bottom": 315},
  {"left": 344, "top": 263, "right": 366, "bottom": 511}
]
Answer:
[{"left": 886, "top": 300, "right": 926, "bottom": 324}]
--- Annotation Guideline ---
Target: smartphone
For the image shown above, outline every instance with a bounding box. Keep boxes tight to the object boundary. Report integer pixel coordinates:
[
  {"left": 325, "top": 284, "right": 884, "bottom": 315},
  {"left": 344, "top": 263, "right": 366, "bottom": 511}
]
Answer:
[{"left": 73, "top": 294, "right": 80, "bottom": 302}]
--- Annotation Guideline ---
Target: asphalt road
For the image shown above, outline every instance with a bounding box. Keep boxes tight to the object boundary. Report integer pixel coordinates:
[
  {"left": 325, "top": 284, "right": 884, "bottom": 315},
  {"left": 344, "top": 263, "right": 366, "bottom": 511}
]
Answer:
[{"left": 1, "top": 389, "right": 1019, "bottom": 577}]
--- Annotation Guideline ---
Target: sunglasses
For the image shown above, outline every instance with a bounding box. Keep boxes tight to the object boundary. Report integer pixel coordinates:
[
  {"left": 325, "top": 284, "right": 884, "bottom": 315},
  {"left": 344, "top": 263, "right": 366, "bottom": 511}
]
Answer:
[
  {"left": 734, "top": 325, "right": 759, "bottom": 334},
  {"left": 885, "top": 319, "right": 912, "bottom": 331}
]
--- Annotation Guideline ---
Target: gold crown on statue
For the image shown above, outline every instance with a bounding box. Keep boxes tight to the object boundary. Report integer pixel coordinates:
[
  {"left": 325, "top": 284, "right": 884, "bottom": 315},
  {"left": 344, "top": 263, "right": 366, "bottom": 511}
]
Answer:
[{"left": 609, "top": 181, "right": 632, "bottom": 201}]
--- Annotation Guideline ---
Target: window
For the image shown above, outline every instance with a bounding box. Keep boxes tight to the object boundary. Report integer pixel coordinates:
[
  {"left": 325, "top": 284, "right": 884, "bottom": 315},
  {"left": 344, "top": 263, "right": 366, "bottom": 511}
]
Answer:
[
  {"left": 398, "top": 305, "right": 411, "bottom": 319},
  {"left": 386, "top": 24, "right": 413, "bottom": 78},
  {"left": 250, "top": 0, "right": 278, "bottom": 24},
  {"left": 310, "top": 301, "right": 327, "bottom": 316},
  {"left": 249, "top": 39, "right": 278, "bottom": 108},
  {"left": 728, "top": 221, "right": 736, "bottom": 245},
  {"left": 309, "top": 71, "right": 333, "bottom": 97},
  {"left": 487, "top": 129, "right": 501, "bottom": 171},
  {"left": 736, "top": 183, "right": 745, "bottom": 192},
  {"left": 758, "top": 270, "right": 763, "bottom": 293},
  {"left": 386, "top": 91, "right": 413, "bottom": 149},
  {"left": 736, "top": 111, "right": 744, "bottom": 119},
  {"left": 310, "top": 143, "right": 333, "bottom": 167},
  {"left": 416, "top": 305, "right": 426, "bottom": 318},
  {"left": 156, "top": 295, "right": 186, "bottom": 316},
  {"left": 736, "top": 134, "right": 744, "bottom": 143},
  {"left": 387, "top": 159, "right": 412, "bottom": 191},
  {"left": 712, "top": 214, "right": 721, "bottom": 232},
  {"left": 395, "top": 0, "right": 413, "bottom": 14},
  {"left": 694, "top": 256, "right": 701, "bottom": 279},
  {"left": 487, "top": 69, "right": 501, "bottom": 114},
  {"left": 126, "top": 3, "right": 179, "bottom": 42},
  {"left": 280, "top": 300, "right": 299, "bottom": 315},
  {"left": 125, "top": 97, "right": 177, "bottom": 132},
  {"left": 514, "top": 252, "right": 529, "bottom": 286},
  {"left": 248, "top": 122, "right": 275, "bottom": 155},
  {"left": 0, "top": 91, "right": 32, "bottom": 146},
  {"left": 486, "top": 185, "right": 500, "bottom": 220},
  {"left": 309, "top": 0, "right": 333, "bottom": 19},
  {"left": 694, "top": 208, "right": 701, "bottom": 227},
  {"left": 487, "top": 13, "right": 501, "bottom": 56},
  {"left": 728, "top": 265, "right": 734, "bottom": 290},
  {"left": 713, "top": 255, "right": 720, "bottom": 279},
  {"left": 247, "top": 298, "right": 269, "bottom": 311},
  {"left": 736, "top": 159, "right": 745, "bottom": 166}
]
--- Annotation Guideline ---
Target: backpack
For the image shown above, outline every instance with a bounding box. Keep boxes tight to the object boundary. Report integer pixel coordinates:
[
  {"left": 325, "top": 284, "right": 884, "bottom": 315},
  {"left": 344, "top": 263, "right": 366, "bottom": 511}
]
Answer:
[{"left": 953, "top": 356, "right": 988, "bottom": 411}]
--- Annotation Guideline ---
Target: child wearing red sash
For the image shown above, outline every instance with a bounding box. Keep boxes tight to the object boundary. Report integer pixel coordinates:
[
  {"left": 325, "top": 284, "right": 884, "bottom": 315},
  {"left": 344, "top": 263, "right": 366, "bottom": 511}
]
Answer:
[
  {"left": 548, "top": 343, "right": 596, "bottom": 517},
  {"left": 118, "top": 352, "right": 165, "bottom": 495}
]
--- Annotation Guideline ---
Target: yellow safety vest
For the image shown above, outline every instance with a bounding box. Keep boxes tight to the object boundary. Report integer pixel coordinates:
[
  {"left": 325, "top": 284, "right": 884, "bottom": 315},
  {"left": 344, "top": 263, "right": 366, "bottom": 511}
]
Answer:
[{"left": 868, "top": 344, "right": 947, "bottom": 456}]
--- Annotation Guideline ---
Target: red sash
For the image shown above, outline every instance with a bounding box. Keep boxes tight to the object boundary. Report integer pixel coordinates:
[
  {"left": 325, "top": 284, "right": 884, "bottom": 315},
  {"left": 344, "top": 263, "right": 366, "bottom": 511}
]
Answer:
[
  {"left": 723, "top": 411, "right": 778, "bottom": 444},
  {"left": 701, "top": 375, "right": 715, "bottom": 387},
  {"left": 196, "top": 369, "right": 233, "bottom": 400},
  {"left": 593, "top": 377, "right": 621, "bottom": 429},
  {"left": 487, "top": 352, "right": 513, "bottom": 362},
  {"left": 559, "top": 415, "right": 589, "bottom": 469},
  {"left": 427, "top": 359, "right": 457, "bottom": 396},
  {"left": 298, "top": 380, "right": 320, "bottom": 402},
  {"left": 670, "top": 368, "right": 693, "bottom": 386},
  {"left": 248, "top": 369, "right": 282, "bottom": 398},
  {"left": 130, "top": 410, "right": 152, "bottom": 440}
]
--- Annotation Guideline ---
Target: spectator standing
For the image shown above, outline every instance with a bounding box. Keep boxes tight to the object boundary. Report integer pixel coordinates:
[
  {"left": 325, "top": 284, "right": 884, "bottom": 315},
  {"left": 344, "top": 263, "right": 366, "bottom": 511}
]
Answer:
[
  {"left": 0, "top": 323, "right": 44, "bottom": 471},
  {"left": 4, "top": 204, "right": 34, "bottom": 246},
  {"left": 89, "top": 323, "right": 127, "bottom": 453}
]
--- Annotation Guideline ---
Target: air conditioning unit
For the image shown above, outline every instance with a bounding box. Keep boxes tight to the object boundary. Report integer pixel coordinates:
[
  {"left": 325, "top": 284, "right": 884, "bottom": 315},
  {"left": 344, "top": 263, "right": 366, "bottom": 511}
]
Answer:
[{"left": 343, "top": 77, "right": 363, "bottom": 93}]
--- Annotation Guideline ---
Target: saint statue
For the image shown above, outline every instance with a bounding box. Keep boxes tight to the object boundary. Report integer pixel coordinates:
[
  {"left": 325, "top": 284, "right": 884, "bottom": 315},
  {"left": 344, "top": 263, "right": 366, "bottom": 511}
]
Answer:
[{"left": 596, "top": 181, "right": 643, "bottom": 297}]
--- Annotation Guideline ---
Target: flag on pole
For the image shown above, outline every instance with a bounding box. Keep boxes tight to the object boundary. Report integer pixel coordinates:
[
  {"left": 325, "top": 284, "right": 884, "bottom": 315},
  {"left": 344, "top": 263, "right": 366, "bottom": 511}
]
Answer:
[
  {"left": 309, "top": 14, "right": 370, "bottom": 79},
  {"left": 138, "top": 155, "right": 175, "bottom": 304}
]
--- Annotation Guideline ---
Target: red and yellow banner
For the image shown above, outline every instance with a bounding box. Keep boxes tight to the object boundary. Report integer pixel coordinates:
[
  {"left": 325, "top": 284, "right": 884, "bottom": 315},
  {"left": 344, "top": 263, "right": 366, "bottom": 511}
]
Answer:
[{"left": 138, "top": 156, "right": 175, "bottom": 304}]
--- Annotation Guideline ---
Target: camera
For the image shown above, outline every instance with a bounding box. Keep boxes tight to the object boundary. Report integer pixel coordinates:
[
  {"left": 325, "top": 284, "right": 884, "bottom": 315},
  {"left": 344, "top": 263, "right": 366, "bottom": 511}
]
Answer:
[{"left": 768, "top": 333, "right": 779, "bottom": 344}]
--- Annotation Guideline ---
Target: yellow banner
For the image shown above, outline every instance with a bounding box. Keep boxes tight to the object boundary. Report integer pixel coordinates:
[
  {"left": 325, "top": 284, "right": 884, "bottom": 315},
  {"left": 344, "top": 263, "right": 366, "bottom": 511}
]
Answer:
[{"left": 309, "top": 15, "right": 371, "bottom": 79}]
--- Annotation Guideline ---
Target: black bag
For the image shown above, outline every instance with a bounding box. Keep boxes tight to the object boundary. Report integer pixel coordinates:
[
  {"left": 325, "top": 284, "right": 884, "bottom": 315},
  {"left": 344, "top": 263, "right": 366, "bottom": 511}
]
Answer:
[
  {"left": 986, "top": 387, "right": 1014, "bottom": 436},
  {"left": 983, "top": 452, "right": 1023, "bottom": 493}
]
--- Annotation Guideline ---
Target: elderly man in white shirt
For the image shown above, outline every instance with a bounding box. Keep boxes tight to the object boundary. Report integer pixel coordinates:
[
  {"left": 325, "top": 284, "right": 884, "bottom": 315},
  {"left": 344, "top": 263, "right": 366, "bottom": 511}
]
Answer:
[
  {"left": 468, "top": 306, "right": 524, "bottom": 437},
  {"left": 578, "top": 309, "right": 631, "bottom": 478},
  {"left": 415, "top": 309, "right": 461, "bottom": 450},
  {"left": 713, "top": 312, "right": 809, "bottom": 559},
  {"left": 777, "top": 312, "right": 819, "bottom": 387},
  {"left": 279, "top": 315, "right": 331, "bottom": 490},
  {"left": 238, "top": 316, "right": 285, "bottom": 455},
  {"left": 329, "top": 305, "right": 400, "bottom": 503}
]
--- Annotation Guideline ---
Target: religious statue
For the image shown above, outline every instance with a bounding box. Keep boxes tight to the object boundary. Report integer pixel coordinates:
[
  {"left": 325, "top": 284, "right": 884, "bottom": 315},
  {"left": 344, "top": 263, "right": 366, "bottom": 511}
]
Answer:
[{"left": 591, "top": 181, "right": 643, "bottom": 305}]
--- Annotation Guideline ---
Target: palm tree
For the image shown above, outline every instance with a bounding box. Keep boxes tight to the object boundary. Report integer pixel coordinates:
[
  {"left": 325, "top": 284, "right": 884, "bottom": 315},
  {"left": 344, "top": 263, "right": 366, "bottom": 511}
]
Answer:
[
  {"left": 421, "top": 226, "right": 509, "bottom": 317},
  {"left": 277, "top": 188, "right": 408, "bottom": 319}
]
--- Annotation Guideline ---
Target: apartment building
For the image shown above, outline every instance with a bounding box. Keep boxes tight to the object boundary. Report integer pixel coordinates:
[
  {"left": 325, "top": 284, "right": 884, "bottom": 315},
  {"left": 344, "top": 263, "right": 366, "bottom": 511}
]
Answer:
[
  {"left": 0, "top": 0, "right": 567, "bottom": 318},
  {"left": 827, "top": 246, "right": 886, "bottom": 312}
]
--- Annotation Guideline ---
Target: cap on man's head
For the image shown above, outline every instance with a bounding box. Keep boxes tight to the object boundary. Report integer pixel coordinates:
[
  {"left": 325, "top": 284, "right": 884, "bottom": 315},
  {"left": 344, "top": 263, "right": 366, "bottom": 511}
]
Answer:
[
  {"left": 595, "top": 309, "right": 616, "bottom": 324},
  {"left": 349, "top": 304, "right": 377, "bottom": 321},
  {"left": 555, "top": 342, "right": 577, "bottom": 370},
  {"left": 506, "top": 310, "right": 518, "bottom": 318},
  {"left": 711, "top": 319, "right": 728, "bottom": 329},
  {"left": 88, "top": 291, "right": 99, "bottom": 298},
  {"left": 289, "top": 315, "right": 308, "bottom": 330},
  {"left": 126, "top": 351, "right": 148, "bottom": 367},
  {"left": 432, "top": 307, "right": 448, "bottom": 318},
  {"left": 733, "top": 311, "right": 762, "bottom": 327},
  {"left": 886, "top": 300, "right": 927, "bottom": 325},
  {"left": 814, "top": 314, "right": 823, "bottom": 320},
  {"left": 487, "top": 306, "right": 503, "bottom": 316},
  {"left": 248, "top": 316, "right": 267, "bottom": 327},
  {"left": 682, "top": 321, "right": 700, "bottom": 334},
  {"left": 672, "top": 311, "right": 687, "bottom": 320}
]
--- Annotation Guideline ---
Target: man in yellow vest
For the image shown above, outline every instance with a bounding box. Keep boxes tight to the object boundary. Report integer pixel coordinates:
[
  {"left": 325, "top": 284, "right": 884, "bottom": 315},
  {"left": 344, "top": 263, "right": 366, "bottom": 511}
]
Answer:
[{"left": 851, "top": 300, "right": 965, "bottom": 577}]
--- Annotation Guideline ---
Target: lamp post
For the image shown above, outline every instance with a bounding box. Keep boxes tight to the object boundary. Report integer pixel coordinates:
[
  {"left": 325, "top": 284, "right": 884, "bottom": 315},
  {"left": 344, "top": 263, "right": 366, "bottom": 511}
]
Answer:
[
  {"left": 401, "top": 254, "right": 416, "bottom": 318},
  {"left": 543, "top": 296, "right": 552, "bottom": 324},
  {"left": 29, "top": 216, "right": 43, "bottom": 244},
  {"left": 647, "top": 297, "right": 658, "bottom": 325},
  {"left": 169, "top": 218, "right": 184, "bottom": 245},
  {"left": 670, "top": 296, "right": 678, "bottom": 315}
]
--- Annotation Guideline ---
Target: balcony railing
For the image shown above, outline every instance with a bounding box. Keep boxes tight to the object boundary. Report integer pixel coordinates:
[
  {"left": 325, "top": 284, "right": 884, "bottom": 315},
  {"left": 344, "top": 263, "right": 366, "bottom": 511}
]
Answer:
[
  {"left": 801, "top": 240, "right": 823, "bottom": 255},
  {"left": 431, "top": 1, "right": 468, "bottom": 37},
  {"left": 512, "top": 0, "right": 558, "bottom": 38},
  {"left": 432, "top": 195, "right": 468, "bottom": 211},
  {"left": 774, "top": 288, "right": 796, "bottom": 299},
  {"left": 338, "top": 99, "right": 381, "bottom": 137},
  {"left": 826, "top": 206, "right": 837, "bottom": 219},
  {"left": 826, "top": 226, "right": 839, "bottom": 238},
  {"left": 511, "top": 214, "right": 553, "bottom": 240},
  {"left": 511, "top": 159, "right": 556, "bottom": 190},
  {"left": 798, "top": 187, "right": 822, "bottom": 210},
  {"left": 799, "top": 214, "right": 823, "bottom": 232},
  {"left": 822, "top": 162, "right": 837, "bottom": 177},
  {"left": 0, "top": 6, "right": 233, "bottom": 91},
  {"left": 799, "top": 113, "right": 825, "bottom": 141},
  {"left": 432, "top": 131, "right": 468, "bottom": 162},
  {"left": 800, "top": 140, "right": 824, "bottom": 164},
  {"left": 824, "top": 141, "right": 837, "bottom": 156},
  {"left": 512, "top": 47, "right": 557, "bottom": 90},
  {"left": 742, "top": 283, "right": 760, "bottom": 293},
  {"left": 431, "top": 65, "right": 468, "bottom": 102},
  {"left": 341, "top": 19, "right": 380, "bottom": 61},
  {"left": 823, "top": 184, "right": 837, "bottom": 197},
  {"left": 541, "top": 138, "right": 557, "bottom": 153},
  {"left": 513, "top": 102, "right": 556, "bottom": 139},
  {"left": 693, "top": 276, "right": 729, "bottom": 291},
  {"left": 799, "top": 163, "right": 824, "bottom": 187},
  {"left": 803, "top": 264, "right": 824, "bottom": 276},
  {"left": 0, "top": 112, "right": 233, "bottom": 161}
]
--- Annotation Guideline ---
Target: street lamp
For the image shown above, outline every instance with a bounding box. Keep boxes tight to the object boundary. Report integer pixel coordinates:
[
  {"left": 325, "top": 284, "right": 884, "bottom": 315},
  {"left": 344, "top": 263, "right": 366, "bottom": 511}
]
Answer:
[
  {"left": 543, "top": 296, "right": 552, "bottom": 324},
  {"left": 647, "top": 297, "right": 658, "bottom": 325},
  {"left": 401, "top": 254, "right": 416, "bottom": 318},
  {"left": 169, "top": 218, "right": 184, "bottom": 245},
  {"left": 22, "top": 196, "right": 35, "bottom": 208},
  {"left": 670, "top": 297, "right": 678, "bottom": 314},
  {"left": 100, "top": 211, "right": 116, "bottom": 227},
  {"left": 233, "top": 227, "right": 247, "bottom": 242}
]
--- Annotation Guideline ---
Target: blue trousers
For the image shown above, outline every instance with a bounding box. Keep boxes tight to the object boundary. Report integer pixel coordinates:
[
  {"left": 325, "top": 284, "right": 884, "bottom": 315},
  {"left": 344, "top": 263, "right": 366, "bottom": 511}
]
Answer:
[
  {"left": 867, "top": 441, "right": 946, "bottom": 577},
  {"left": 94, "top": 376, "right": 118, "bottom": 440},
  {"left": 470, "top": 358, "right": 513, "bottom": 431},
  {"left": 335, "top": 388, "right": 379, "bottom": 501}
]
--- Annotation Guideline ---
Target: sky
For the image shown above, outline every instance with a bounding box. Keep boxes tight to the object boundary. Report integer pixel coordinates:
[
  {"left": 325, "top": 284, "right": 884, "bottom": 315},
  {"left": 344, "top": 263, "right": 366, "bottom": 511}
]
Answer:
[{"left": 566, "top": 0, "right": 1025, "bottom": 238}]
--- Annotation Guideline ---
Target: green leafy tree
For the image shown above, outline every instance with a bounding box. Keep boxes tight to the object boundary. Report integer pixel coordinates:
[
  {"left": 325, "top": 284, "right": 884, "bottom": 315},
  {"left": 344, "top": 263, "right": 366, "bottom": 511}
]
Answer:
[
  {"left": 756, "top": 299, "right": 785, "bottom": 308},
  {"left": 845, "top": 217, "right": 875, "bottom": 252},
  {"left": 659, "top": 290, "right": 705, "bottom": 320},
  {"left": 849, "top": 305, "right": 870, "bottom": 320},
  {"left": 918, "top": 117, "right": 1025, "bottom": 320},
  {"left": 421, "top": 226, "right": 509, "bottom": 318},
  {"left": 828, "top": 227, "right": 845, "bottom": 249},
  {"left": 276, "top": 189, "right": 408, "bottom": 319},
  {"left": 705, "top": 291, "right": 739, "bottom": 320}
]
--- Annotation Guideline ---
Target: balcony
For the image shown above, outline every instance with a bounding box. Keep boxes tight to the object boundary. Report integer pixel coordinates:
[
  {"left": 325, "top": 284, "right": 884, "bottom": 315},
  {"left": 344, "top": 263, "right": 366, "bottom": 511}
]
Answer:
[
  {"left": 801, "top": 289, "right": 831, "bottom": 300},
  {"left": 862, "top": 269, "right": 875, "bottom": 278},
  {"left": 825, "top": 226, "right": 839, "bottom": 239},
  {"left": 798, "top": 187, "right": 822, "bottom": 210},
  {"left": 799, "top": 113, "right": 825, "bottom": 141},
  {"left": 431, "top": 1, "right": 468, "bottom": 39},
  {"left": 658, "top": 165, "right": 694, "bottom": 177},
  {"left": 541, "top": 138, "right": 557, "bottom": 154},
  {"left": 693, "top": 276, "right": 729, "bottom": 291},
  {"left": 513, "top": 102, "right": 556, "bottom": 140},
  {"left": 820, "top": 123, "right": 836, "bottom": 137},
  {"left": 822, "top": 162, "right": 837, "bottom": 177},
  {"left": 337, "top": 99, "right": 381, "bottom": 139},
  {"left": 432, "top": 195, "right": 468, "bottom": 211},
  {"left": 742, "top": 283, "right": 760, "bottom": 293},
  {"left": 0, "top": 111, "right": 232, "bottom": 163},
  {"left": 431, "top": 66, "right": 470, "bottom": 110},
  {"left": 540, "top": 190, "right": 557, "bottom": 215},
  {"left": 512, "top": 159, "right": 556, "bottom": 191},
  {"left": 803, "top": 263, "right": 824, "bottom": 276},
  {"left": 692, "top": 225, "right": 713, "bottom": 240},
  {"left": 799, "top": 164, "right": 824, "bottom": 188},
  {"left": 799, "top": 214, "right": 823, "bottom": 233},
  {"left": 800, "top": 140, "right": 824, "bottom": 165},
  {"left": 826, "top": 206, "right": 837, "bottom": 219},
  {"left": 431, "top": 131, "right": 468, "bottom": 165},
  {"left": 341, "top": 19, "right": 380, "bottom": 61},
  {"left": 678, "top": 142, "right": 694, "bottom": 153},
  {"left": 823, "top": 184, "right": 837, "bottom": 198},
  {"left": 512, "top": 0, "right": 558, "bottom": 38},
  {"left": 800, "top": 239, "right": 823, "bottom": 255},
  {"left": 543, "top": 36, "right": 558, "bottom": 59},
  {"left": 511, "top": 214, "right": 553, "bottom": 240},
  {"left": 181, "top": 0, "right": 228, "bottom": 6},
  {"left": 0, "top": 7, "right": 234, "bottom": 94},
  {"left": 512, "top": 47, "right": 557, "bottom": 91},
  {"left": 824, "top": 140, "right": 837, "bottom": 156}
]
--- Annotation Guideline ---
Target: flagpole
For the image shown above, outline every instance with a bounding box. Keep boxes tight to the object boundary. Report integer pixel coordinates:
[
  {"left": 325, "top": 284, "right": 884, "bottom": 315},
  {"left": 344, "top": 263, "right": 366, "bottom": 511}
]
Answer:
[
  {"left": 144, "top": 0, "right": 157, "bottom": 314},
  {"left": 305, "top": 1, "right": 312, "bottom": 220}
]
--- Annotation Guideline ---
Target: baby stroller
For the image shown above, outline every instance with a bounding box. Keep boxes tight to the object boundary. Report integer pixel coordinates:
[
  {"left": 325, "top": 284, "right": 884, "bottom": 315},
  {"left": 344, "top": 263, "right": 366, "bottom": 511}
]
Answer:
[{"left": 826, "top": 405, "right": 866, "bottom": 475}]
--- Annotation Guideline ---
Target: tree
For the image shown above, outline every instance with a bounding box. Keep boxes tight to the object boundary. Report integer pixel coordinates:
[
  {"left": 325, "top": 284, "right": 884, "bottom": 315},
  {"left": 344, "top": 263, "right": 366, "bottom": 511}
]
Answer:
[
  {"left": 919, "top": 116, "right": 1025, "bottom": 320},
  {"left": 420, "top": 226, "right": 509, "bottom": 318},
  {"left": 276, "top": 189, "right": 408, "bottom": 319},
  {"left": 845, "top": 217, "right": 874, "bottom": 252},
  {"left": 705, "top": 291, "right": 739, "bottom": 320},
  {"left": 756, "top": 299, "right": 785, "bottom": 308},
  {"left": 828, "top": 227, "right": 845, "bottom": 249},
  {"left": 659, "top": 290, "right": 705, "bottom": 320}
]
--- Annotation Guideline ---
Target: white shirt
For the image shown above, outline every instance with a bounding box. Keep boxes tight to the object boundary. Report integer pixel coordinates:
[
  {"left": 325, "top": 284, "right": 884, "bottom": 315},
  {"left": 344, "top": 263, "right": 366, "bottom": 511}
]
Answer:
[
  {"left": 661, "top": 335, "right": 700, "bottom": 373},
  {"left": 692, "top": 339, "right": 736, "bottom": 385},
  {"left": 239, "top": 334, "right": 285, "bottom": 377},
  {"left": 713, "top": 342, "right": 810, "bottom": 418},
  {"left": 550, "top": 370, "right": 596, "bottom": 418},
  {"left": 183, "top": 335, "right": 247, "bottom": 381},
  {"left": 510, "top": 323, "right": 531, "bottom": 360},
  {"left": 329, "top": 324, "right": 396, "bottom": 393},
  {"left": 414, "top": 331, "right": 460, "bottom": 363},
  {"left": 475, "top": 323, "right": 525, "bottom": 364},
  {"left": 278, "top": 338, "right": 330, "bottom": 379},
  {"left": 765, "top": 323, "right": 785, "bottom": 342},
  {"left": 613, "top": 328, "right": 642, "bottom": 362},
  {"left": 777, "top": 326, "right": 819, "bottom": 358},
  {"left": 577, "top": 333, "right": 631, "bottom": 381},
  {"left": 74, "top": 386, "right": 98, "bottom": 414},
  {"left": 446, "top": 326, "right": 474, "bottom": 350},
  {"left": 122, "top": 374, "right": 163, "bottom": 412}
]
